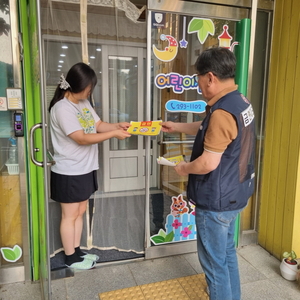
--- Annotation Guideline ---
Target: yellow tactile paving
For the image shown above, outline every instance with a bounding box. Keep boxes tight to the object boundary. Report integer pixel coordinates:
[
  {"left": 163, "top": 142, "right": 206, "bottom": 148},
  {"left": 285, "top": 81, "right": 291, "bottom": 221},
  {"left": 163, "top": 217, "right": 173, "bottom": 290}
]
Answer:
[
  {"left": 99, "top": 274, "right": 209, "bottom": 300},
  {"left": 99, "top": 286, "right": 145, "bottom": 300},
  {"left": 178, "top": 274, "right": 209, "bottom": 300},
  {"left": 141, "top": 279, "right": 189, "bottom": 300}
]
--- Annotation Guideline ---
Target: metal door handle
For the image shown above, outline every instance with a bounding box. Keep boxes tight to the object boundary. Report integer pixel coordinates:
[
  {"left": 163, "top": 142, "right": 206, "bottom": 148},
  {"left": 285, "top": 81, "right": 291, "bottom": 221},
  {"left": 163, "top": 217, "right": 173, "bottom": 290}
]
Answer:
[{"left": 30, "top": 123, "right": 56, "bottom": 167}]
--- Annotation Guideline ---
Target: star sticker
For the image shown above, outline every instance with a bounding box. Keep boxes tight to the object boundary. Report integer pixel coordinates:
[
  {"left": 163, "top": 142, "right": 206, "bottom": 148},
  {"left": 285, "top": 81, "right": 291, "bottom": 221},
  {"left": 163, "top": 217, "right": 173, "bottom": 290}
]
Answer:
[{"left": 179, "top": 39, "right": 188, "bottom": 48}]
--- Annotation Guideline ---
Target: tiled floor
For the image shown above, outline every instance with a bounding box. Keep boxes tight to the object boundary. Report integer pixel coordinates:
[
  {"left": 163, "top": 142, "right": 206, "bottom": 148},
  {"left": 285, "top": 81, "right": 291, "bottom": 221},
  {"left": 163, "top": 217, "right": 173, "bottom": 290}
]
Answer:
[{"left": 0, "top": 244, "right": 300, "bottom": 300}]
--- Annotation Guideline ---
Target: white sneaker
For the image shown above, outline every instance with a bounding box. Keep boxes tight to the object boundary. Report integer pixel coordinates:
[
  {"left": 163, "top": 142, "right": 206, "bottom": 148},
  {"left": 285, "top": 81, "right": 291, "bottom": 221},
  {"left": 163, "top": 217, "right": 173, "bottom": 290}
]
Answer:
[
  {"left": 66, "top": 258, "right": 95, "bottom": 270},
  {"left": 81, "top": 253, "right": 99, "bottom": 262}
]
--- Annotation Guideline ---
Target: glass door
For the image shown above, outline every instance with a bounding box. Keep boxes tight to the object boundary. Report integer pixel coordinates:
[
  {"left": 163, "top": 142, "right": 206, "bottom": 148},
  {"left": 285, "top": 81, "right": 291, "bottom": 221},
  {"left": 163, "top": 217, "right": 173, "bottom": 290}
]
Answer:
[
  {"left": 146, "top": 0, "right": 252, "bottom": 258},
  {"left": 101, "top": 45, "right": 148, "bottom": 192},
  {"left": 0, "top": 0, "right": 29, "bottom": 284},
  {"left": 19, "top": 0, "right": 52, "bottom": 298}
]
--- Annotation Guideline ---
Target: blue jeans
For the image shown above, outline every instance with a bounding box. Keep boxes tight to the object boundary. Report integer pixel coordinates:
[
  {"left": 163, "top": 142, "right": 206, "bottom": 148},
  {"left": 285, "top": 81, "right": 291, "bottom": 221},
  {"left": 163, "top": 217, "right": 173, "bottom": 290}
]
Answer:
[{"left": 195, "top": 208, "right": 241, "bottom": 300}]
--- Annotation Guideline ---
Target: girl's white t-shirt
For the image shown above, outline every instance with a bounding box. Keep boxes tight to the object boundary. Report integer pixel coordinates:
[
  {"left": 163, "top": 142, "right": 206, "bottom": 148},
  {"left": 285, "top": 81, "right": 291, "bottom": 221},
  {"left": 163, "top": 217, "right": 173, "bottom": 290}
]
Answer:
[{"left": 50, "top": 98, "right": 100, "bottom": 175}]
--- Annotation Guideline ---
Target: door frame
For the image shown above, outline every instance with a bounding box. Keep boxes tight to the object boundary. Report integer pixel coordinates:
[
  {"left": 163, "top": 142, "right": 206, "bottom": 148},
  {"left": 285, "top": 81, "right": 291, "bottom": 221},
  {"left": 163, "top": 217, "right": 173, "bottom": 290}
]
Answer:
[
  {"left": 101, "top": 45, "right": 149, "bottom": 192},
  {"left": 145, "top": 0, "right": 255, "bottom": 259},
  {"left": 0, "top": 0, "right": 31, "bottom": 285}
]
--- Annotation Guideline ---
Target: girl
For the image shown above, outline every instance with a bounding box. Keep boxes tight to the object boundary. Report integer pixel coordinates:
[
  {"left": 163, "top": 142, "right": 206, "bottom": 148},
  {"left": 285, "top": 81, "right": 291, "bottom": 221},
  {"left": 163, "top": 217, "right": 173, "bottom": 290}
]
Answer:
[{"left": 49, "top": 62, "right": 131, "bottom": 270}]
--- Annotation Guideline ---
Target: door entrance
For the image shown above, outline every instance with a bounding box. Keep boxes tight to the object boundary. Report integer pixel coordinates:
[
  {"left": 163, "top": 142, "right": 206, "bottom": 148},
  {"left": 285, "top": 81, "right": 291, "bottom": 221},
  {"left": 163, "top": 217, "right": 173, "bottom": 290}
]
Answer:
[
  {"left": 101, "top": 45, "right": 148, "bottom": 192},
  {"left": 145, "top": 0, "right": 260, "bottom": 258},
  {"left": 10, "top": 1, "right": 272, "bottom": 298}
]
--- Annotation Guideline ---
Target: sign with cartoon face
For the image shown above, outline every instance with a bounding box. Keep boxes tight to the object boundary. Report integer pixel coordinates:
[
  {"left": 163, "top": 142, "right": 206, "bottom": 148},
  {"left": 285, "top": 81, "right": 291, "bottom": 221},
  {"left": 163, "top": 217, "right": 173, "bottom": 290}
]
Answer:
[
  {"left": 152, "top": 34, "right": 178, "bottom": 62},
  {"left": 150, "top": 195, "right": 196, "bottom": 245}
]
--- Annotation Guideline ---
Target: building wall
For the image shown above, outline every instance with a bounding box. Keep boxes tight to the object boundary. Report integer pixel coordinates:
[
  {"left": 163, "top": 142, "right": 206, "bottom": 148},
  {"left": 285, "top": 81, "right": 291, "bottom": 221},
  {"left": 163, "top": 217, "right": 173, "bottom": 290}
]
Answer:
[{"left": 258, "top": 0, "right": 300, "bottom": 259}]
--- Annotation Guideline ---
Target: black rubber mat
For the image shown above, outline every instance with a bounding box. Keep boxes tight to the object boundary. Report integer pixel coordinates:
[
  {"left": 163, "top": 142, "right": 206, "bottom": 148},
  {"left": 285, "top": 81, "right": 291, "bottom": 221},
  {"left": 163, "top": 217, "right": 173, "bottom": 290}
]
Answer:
[{"left": 50, "top": 248, "right": 144, "bottom": 270}]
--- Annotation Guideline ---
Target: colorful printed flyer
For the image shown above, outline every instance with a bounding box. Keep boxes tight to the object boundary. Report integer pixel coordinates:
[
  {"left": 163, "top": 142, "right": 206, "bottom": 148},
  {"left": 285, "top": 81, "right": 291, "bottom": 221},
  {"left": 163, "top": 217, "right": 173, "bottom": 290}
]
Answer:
[
  {"left": 157, "top": 155, "right": 184, "bottom": 166},
  {"left": 127, "top": 121, "right": 162, "bottom": 136}
]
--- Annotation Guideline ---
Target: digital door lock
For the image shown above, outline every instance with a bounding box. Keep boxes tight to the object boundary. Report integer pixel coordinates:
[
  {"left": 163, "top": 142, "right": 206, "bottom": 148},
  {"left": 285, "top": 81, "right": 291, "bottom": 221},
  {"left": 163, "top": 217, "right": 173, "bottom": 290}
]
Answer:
[{"left": 14, "top": 112, "right": 24, "bottom": 137}]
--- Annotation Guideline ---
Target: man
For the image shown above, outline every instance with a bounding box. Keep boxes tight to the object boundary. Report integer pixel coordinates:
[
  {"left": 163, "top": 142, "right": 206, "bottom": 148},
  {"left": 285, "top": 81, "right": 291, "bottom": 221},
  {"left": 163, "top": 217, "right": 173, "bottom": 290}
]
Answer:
[{"left": 161, "top": 47, "right": 255, "bottom": 300}]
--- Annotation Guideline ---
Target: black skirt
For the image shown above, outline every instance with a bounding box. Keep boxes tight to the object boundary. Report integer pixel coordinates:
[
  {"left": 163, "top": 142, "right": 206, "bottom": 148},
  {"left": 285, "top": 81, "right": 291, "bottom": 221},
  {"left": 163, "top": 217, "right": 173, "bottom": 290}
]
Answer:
[{"left": 50, "top": 170, "right": 98, "bottom": 203}]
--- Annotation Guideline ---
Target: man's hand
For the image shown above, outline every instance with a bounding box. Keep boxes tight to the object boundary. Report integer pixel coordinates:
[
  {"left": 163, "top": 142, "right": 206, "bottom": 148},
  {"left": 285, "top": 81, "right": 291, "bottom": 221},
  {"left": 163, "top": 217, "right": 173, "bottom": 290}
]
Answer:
[
  {"left": 161, "top": 121, "right": 176, "bottom": 133},
  {"left": 174, "top": 161, "right": 189, "bottom": 176}
]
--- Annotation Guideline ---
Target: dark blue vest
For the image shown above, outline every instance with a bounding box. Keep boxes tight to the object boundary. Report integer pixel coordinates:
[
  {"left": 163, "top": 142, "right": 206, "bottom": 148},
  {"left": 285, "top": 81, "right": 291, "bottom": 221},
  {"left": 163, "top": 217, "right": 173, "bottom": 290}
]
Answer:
[{"left": 187, "top": 90, "right": 255, "bottom": 211}]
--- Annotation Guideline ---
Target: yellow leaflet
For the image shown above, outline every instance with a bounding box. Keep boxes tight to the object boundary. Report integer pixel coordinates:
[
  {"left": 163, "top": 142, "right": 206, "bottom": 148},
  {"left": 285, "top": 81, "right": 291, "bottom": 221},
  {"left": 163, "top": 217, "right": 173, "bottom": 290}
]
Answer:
[
  {"left": 127, "top": 120, "right": 162, "bottom": 136},
  {"left": 157, "top": 155, "right": 184, "bottom": 166}
]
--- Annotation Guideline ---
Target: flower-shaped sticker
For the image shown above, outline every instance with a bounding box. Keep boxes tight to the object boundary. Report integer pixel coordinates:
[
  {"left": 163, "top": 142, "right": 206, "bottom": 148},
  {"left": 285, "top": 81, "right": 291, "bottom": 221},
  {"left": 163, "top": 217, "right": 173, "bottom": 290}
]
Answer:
[
  {"left": 172, "top": 219, "right": 182, "bottom": 229},
  {"left": 181, "top": 227, "right": 192, "bottom": 238}
]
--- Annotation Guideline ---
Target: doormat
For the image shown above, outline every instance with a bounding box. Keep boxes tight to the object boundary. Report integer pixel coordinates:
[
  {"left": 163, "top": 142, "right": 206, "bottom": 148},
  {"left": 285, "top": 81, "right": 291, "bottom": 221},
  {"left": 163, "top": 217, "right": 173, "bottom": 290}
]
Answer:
[
  {"left": 99, "top": 273, "right": 208, "bottom": 300},
  {"left": 51, "top": 249, "right": 144, "bottom": 270}
]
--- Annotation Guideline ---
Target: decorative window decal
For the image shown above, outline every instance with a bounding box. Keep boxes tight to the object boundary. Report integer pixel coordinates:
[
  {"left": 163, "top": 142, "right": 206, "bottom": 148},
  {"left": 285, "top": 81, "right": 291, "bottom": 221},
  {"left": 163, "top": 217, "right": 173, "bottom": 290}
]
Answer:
[
  {"left": 0, "top": 245, "right": 22, "bottom": 263},
  {"left": 179, "top": 16, "right": 188, "bottom": 48},
  {"left": 187, "top": 18, "right": 215, "bottom": 44},
  {"left": 155, "top": 72, "right": 201, "bottom": 94},
  {"left": 218, "top": 24, "right": 239, "bottom": 51},
  {"left": 165, "top": 100, "right": 206, "bottom": 113},
  {"left": 152, "top": 34, "right": 178, "bottom": 62},
  {"left": 150, "top": 194, "right": 196, "bottom": 245}
]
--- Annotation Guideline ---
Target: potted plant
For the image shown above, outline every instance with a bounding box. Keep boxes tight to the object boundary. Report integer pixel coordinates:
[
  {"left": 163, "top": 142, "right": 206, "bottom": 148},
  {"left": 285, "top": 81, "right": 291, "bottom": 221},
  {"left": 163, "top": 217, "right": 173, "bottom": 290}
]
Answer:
[{"left": 280, "top": 250, "right": 299, "bottom": 281}]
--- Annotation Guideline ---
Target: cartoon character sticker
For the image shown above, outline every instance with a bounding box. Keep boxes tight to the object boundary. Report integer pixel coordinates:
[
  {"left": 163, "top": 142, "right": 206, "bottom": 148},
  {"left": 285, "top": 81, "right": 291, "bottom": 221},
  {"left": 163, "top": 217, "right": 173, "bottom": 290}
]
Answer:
[
  {"left": 150, "top": 194, "right": 197, "bottom": 245},
  {"left": 152, "top": 34, "right": 178, "bottom": 62},
  {"left": 170, "top": 194, "right": 189, "bottom": 217}
]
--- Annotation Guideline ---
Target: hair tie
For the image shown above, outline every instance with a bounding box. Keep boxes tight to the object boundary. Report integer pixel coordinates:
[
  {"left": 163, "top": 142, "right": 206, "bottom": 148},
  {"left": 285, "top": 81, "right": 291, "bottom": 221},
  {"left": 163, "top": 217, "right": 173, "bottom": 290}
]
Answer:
[{"left": 58, "top": 74, "right": 70, "bottom": 90}]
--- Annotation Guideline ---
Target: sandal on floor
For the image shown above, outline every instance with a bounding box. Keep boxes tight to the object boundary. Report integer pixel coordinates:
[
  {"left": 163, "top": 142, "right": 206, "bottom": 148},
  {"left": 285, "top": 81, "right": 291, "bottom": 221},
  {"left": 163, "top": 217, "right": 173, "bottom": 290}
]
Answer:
[
  {"left": 81, "top": 253, "right": 99, "bottom": 262},
  {"left": 66, "top": 258, "right": 95, "bottom": 270}
]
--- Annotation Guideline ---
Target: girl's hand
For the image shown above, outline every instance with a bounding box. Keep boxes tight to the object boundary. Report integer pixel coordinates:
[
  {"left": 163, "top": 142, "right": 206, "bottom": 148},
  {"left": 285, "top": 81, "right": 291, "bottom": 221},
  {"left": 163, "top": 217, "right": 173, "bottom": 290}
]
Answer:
[
  {"left": 114, "top": 129, "right": 131, "bottom": 140},
  {"left": 117, "top": 122, "right": 131, "bottom": 130}
]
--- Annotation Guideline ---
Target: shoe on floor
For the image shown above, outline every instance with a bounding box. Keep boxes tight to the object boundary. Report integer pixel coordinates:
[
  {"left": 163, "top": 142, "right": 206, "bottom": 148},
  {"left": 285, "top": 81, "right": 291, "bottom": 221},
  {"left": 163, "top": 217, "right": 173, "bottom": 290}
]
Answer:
[
  {"left": 66, "top": 258, "right": 95, "bottom": 270},
  {"left": 81, "top": 253, "right": 99, "bottom": 262}
]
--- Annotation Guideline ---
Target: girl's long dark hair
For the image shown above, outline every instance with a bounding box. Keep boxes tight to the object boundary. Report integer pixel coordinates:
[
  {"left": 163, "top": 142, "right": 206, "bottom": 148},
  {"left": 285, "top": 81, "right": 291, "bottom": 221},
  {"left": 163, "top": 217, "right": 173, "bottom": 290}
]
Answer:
[{"left": 48, "top": 62, "right": 97, "bottom": 112}]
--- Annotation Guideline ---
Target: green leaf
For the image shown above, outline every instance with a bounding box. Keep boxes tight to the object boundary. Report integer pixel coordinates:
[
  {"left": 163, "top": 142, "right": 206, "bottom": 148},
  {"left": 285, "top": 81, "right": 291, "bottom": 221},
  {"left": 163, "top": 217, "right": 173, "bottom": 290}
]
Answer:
[
  {"left": 157, "top": 229, "right": 166, "bottom": 238},
  {"left": 188, "top": 18, "right": 215, "bottom": 44},
  {"left": 151, "top": 236, "right": 165, "bottom": 244},
  {"left": 13, "top": 245, "right": 22, "bottom": 258},
  {"left": 165, "top": 231, "right": 175, "bottom": 242},
  {"left": 283, "top": 251, "right": 290, "bottom": 258},
  {"left": 188, "top": 18, "right": 204, "bottom": 33},
  {"left": 203, "top": 19, "right": 215, "bottom": 35},
  {"left": 291, "top": 250, "right": 297, "bottom": 259},
  {"left": 283, "top": 250, "right": 297, "bottom": 260},
  {"left": 188, "top": 225, "right": 193, "bottom": 230},
  {"left": 0, "top": 245, "right": 22, "bottom": 262},
  {"left": 1, "top": 248, "right": 15, "bottom": 260}
]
